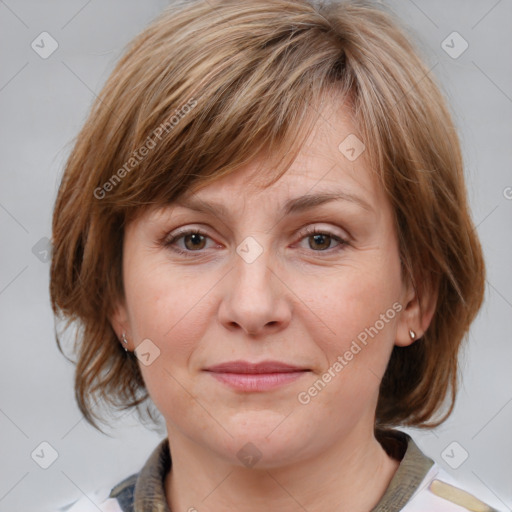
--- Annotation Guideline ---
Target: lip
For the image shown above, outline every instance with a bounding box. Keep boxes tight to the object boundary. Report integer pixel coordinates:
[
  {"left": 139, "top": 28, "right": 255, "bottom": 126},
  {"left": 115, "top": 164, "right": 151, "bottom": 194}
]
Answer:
[
  {"left": 203, "top": 360, "right": 310, "bottom": 392},
  {"left": 204, "top": 360, "right": 308, "bottom": 373}
]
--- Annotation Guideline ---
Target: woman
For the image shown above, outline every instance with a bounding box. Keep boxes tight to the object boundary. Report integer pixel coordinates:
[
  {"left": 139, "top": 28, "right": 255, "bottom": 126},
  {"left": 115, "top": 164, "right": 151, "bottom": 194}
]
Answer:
[{"left": 50, "top": 0, "right": 499, "bottom": 510}]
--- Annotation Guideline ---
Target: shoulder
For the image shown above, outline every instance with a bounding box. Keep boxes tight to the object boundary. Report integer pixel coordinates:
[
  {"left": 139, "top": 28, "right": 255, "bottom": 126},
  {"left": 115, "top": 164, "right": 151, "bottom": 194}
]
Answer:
[{"left": 402, "top": 463, "right": 504, "bottom": 512}]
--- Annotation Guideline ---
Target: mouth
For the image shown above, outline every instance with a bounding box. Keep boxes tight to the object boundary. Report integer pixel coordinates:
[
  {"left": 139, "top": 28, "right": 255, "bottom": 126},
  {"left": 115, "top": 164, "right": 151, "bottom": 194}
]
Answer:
[
  {"left": 204, "top": 360, "right": 310, "bottom": 373},
  {"left": 203, "top": 360, "right": 311, "bottom": 392}
]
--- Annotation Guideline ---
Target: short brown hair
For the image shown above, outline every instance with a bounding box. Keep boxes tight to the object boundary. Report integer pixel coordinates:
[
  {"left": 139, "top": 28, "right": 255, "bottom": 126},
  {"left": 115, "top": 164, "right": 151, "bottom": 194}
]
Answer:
[{"left": 50, "top": 0, "right": 485, "bottom": 432}]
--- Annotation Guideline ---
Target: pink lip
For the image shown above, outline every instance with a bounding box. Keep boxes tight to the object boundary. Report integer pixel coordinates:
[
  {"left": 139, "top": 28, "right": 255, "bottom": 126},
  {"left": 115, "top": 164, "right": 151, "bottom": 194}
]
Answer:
[
  {"left": 204, "top": 360, "right": 308, "bottom": 373},
  {"left": 203, "top": 360, "right": 310, "bottom": 392}
]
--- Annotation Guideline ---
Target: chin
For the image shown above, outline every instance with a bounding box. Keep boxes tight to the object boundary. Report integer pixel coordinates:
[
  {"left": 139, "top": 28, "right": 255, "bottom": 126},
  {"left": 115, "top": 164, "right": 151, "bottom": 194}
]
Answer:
[{"left": 213, "top": 414, "right": 312, "bottom": 467}]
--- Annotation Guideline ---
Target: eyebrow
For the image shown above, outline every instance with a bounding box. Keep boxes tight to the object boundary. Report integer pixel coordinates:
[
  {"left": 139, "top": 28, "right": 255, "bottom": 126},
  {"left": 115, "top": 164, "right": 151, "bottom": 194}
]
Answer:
[{"left": 174, "top": 191, "right": 373, "bottom": 218}]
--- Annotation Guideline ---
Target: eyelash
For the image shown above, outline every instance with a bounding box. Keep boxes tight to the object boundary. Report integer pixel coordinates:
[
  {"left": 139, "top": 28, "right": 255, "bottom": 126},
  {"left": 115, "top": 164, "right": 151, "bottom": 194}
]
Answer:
[{"left": 163, "top": 226, "right": 348, "bottom": 256}]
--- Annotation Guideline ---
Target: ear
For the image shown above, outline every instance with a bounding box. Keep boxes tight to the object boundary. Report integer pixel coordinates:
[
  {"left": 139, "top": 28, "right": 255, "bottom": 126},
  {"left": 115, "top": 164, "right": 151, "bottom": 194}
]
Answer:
[
  {"left": 109, "top": 297, "right": 131, "bottom": 351},
  {"left": 395, "top": 271, "right": 438, "bottom": 347}
]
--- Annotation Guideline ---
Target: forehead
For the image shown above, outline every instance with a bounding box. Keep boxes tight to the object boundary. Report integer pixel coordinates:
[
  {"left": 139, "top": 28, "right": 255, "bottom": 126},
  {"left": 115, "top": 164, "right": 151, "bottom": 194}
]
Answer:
[
  {"left": 140, "top": 93, "right": 388, "bottom": 226},
  {"left": 182, "top": 98, "right": 379, "bottom": 206}
]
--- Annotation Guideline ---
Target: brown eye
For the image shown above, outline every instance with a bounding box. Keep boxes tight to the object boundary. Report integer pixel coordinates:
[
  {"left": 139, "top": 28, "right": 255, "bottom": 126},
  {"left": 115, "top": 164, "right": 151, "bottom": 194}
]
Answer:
[
  {"left": 183, "top": 232, "right": 207, "bottom": 251},
  {"left": 164, "top": 229, "right": 213, "bottom": 254},
  {"left": 307, "top": 233, "right": 333, "bottom": 251},
  {"left": 164, "top": 227, "right": 347, "bottom": 256},
  {"left": 298, "top": 227, "right": 347, "bottom": 253},
  {"left": 301, "top": 227, "right": 347, "bottom": 253}
]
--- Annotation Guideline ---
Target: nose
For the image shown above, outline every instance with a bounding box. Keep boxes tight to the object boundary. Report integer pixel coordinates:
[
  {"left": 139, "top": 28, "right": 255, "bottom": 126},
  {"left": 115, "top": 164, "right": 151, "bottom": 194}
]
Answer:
[{"left": 217, "top": 240, "right": 292, "bottom": 337}]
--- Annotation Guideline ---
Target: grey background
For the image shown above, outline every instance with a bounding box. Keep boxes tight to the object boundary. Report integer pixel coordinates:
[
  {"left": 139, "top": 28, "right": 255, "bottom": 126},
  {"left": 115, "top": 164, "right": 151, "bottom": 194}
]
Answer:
[{"left": 0, "top": 1, "right": 511, "bottom": 511}]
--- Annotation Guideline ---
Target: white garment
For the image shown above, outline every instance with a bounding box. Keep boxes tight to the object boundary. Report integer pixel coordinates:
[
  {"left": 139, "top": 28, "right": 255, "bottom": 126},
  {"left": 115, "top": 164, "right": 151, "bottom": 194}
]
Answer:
[
  {"left": 400, "top": 463, "right": 504, "bottom": 511},
  {"left": 53, "top": 461, "right": 505, "bottom": 512}
]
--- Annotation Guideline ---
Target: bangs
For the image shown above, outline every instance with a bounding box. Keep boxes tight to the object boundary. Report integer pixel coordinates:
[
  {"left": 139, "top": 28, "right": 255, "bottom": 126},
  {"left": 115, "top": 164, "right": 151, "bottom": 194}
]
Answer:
[{"left": 90, "top": 0, "right": 353, "bottom": 217}]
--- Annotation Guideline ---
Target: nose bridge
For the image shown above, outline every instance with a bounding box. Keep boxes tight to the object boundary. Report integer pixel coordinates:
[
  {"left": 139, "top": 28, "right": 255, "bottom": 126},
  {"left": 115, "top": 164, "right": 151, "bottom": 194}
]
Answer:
[
  {"left": 218, "top": 233, "right": 291, "bottom": 335},
  {"left": 233, "top": 233, "right": 275, "bottom": 302}
]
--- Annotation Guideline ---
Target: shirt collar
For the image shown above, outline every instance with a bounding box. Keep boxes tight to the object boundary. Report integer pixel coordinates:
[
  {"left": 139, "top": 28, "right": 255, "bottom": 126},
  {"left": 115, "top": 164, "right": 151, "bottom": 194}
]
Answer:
[
  {"left": 371, "top": 428, "right": 435, "bottom": 511},
  {"left": 109, "top": 428, "right": 434, "bottom": 512}
]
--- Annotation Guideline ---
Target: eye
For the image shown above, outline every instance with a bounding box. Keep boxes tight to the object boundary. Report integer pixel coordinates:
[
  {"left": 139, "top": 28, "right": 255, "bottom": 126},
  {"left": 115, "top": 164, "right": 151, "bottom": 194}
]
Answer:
[
  {"left": 163, "top": 229, "right": 215, "bottom": 254},
  {"left": 163, "top": 226, "right": 348, "bottom": 256},
  {"left": 297, "top": 226, "right": 348, "bottom": 252}
]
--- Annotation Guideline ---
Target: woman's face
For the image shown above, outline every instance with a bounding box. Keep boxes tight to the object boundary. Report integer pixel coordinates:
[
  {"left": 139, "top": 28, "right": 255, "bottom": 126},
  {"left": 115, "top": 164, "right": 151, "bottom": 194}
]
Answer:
[{"left": 113, "top": 100, "right": 419, "bottom": 467}]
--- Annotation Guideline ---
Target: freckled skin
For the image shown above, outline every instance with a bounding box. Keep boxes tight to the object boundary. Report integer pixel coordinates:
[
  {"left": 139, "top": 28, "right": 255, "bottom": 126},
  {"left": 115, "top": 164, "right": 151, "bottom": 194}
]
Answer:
[{"left": 111, "top": 98, "right": 427, "bottom": 512}]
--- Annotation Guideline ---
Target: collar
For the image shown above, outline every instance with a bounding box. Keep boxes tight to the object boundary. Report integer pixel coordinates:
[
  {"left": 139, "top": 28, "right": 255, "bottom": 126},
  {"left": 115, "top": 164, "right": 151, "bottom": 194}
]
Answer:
[
  {"left": 109, "top": 428, "right": 434, "bottom": 512},
  {"left": 371, "top": 428, "right": 435, "bottom": 511}
]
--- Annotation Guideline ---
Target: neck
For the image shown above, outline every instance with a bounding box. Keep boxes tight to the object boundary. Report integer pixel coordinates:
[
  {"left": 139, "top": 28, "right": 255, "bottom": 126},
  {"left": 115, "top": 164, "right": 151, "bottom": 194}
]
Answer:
[{"left": 164, "top": 426, "right": 401, "bottom": 512}]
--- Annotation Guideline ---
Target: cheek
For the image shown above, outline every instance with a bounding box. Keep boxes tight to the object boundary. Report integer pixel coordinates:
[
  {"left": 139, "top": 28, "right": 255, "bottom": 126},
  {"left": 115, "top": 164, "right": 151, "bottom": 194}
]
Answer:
[
  {"left": 125, "top": 258, "right": 208, "bottom": 340},
  {"left": 306, "top": 259, "right": 401, "bottom": 335},
  {"left": 123, "top": 263, "right": 217, "bottom": 409},
  {"left": 125, "top": 268, "right": 212, "bottom": 420},
  {"left": 295, "top": 249, "right": 403, "bottom": 378},
  {"left": 294, "top": 269, "right": 402, "bottom": 420}
]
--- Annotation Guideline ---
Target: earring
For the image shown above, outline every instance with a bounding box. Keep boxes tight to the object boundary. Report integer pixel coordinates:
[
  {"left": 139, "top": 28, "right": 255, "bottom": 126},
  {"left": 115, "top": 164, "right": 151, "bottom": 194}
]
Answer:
[
  {"left": 409, "top": 329, "right": 416, "bottom": 340},
  {"left": 121, "top": 332, "right": 129, "bottom": 352}
]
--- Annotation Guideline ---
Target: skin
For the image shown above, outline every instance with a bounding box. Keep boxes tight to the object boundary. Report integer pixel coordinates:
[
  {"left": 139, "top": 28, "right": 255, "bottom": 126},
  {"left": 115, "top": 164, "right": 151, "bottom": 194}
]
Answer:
[{"left": 111, "top": 97, "right": 436, "bottom": 512}]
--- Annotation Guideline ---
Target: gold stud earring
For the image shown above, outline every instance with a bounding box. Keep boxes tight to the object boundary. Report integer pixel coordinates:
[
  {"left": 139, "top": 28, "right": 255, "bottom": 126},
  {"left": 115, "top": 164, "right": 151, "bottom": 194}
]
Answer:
[{"left": 409, "top": 329, "right": 416, "bottom": 340}]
